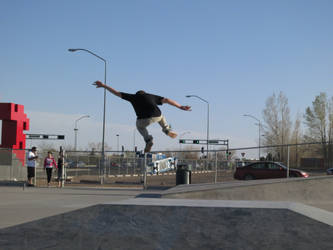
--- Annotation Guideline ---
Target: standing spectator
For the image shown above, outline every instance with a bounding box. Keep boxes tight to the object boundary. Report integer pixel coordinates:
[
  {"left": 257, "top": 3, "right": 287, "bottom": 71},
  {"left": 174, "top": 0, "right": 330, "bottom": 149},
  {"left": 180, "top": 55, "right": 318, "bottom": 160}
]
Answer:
[
  {"left": 57, "top": 150, "right": 64, "bottom": 188},
  {"left": 26, "top": 146, "right": 38, "bottom": 186},
  {"left": 44, "top": 151, "right": 57, "bottom": 187}
]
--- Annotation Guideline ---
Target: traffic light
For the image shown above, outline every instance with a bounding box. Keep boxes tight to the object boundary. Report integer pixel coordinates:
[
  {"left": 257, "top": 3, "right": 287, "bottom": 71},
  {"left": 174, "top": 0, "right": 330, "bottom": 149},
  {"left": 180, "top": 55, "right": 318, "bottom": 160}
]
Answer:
[
  {"left": 121, "top": 146, "right": 124, "bottom": 152},
  {"left": 193, "top": 140, "right": 200, "bottom": 144},
  {"left": 179, "top": 139, "right": 185, "bottom": 144}
]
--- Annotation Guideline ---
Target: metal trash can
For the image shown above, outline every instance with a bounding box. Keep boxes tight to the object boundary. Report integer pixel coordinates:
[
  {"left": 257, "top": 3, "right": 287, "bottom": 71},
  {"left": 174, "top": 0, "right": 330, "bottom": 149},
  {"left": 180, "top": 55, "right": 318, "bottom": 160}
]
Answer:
[{"left": 176, "top": 164, "right": 191, "bottom": 185}]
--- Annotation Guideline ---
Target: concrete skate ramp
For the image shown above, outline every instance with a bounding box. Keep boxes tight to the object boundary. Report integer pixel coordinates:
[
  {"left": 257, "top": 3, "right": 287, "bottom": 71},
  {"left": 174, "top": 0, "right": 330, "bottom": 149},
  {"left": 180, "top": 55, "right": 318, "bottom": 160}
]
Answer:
[
  {"left": 0, "top": 199, "right": 333, "bottom": 250},
  {"left": 162, "top": 176, "right": 333, "bottom": 211}
]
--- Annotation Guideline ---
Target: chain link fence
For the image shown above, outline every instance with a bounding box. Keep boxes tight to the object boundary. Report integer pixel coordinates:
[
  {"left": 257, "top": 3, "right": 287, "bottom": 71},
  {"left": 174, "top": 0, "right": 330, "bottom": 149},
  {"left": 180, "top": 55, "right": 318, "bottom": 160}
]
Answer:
[{"left": 0, "top": 142, "right": 331, "bottom": 187}]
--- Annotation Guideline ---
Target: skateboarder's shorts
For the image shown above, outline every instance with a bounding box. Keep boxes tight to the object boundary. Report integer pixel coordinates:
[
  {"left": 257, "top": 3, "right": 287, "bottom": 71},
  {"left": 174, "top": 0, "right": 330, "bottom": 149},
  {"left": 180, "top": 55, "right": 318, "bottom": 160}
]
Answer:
[{"left": 27, "top": 167, "right": 35, "bottom": 178}]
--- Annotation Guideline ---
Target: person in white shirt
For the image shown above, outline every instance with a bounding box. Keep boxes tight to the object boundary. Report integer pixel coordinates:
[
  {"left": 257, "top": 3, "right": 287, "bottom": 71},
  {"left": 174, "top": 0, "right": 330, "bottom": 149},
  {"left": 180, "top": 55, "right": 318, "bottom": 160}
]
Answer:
[{"left": 26, "top": 147, "right": 38, "bottom": 186}]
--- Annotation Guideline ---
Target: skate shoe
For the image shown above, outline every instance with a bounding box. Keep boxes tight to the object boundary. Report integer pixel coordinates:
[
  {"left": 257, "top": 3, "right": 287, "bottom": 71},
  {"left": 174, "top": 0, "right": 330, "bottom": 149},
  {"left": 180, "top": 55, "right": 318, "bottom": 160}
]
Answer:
[{"left": 167, "top": 131, "right": 177, "bottom": 139}]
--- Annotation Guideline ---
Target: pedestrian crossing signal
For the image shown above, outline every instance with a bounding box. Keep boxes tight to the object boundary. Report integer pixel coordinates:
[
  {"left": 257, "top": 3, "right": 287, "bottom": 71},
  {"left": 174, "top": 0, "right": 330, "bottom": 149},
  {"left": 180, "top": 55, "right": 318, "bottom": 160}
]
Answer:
[
  {"left": 179, "top": 139, "right": 185, "bottom": 144},
  {"left": 193, "top": 140, "right": 200, "bottom": 144}
]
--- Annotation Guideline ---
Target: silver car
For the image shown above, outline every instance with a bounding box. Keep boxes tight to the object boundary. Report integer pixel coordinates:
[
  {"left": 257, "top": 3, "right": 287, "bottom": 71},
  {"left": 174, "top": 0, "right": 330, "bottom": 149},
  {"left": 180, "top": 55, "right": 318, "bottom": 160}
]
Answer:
[{"left": 326, "top": 168, "right": 333, "bottom": 175}]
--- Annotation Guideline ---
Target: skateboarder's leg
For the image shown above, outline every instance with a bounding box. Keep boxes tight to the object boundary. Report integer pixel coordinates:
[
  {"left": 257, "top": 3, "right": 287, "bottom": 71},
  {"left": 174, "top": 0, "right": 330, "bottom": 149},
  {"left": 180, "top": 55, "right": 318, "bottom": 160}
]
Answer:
[
  {"left": 136, "top": 118, "right": 155, "bottom": 152},
  {"left": 136, "top": 119, "right": 153, "bottom": 141},
  {"left": 157, "top": 116, "right": 177, "bottom": 138}
]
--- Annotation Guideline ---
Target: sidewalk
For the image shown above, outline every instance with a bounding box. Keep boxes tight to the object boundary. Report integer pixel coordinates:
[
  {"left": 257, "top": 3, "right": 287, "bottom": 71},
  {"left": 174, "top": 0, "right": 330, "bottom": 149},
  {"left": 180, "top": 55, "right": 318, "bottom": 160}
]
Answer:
[{"left": 0, "top": 185, "right": 147, "bottom": 229}]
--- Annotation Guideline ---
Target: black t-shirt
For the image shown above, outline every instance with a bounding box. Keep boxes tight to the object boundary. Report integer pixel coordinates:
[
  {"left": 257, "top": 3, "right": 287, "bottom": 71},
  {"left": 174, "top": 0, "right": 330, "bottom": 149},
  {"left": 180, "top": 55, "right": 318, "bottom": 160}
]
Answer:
[{"left": 120, "top": 92, "right": 164, "bottom": 119}]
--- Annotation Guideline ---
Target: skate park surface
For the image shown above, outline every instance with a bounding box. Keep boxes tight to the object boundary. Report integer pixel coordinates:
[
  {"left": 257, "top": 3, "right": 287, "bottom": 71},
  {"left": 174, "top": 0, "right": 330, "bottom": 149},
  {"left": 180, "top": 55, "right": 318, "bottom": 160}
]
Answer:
[{"left": 0, "top": 176, "right": 332, "bottom": 249}]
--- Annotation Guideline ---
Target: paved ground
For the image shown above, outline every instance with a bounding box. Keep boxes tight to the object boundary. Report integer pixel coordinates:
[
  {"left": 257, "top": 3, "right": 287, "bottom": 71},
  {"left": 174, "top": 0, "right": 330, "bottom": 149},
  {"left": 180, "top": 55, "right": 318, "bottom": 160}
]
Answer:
[
  {"left": 1, "top": 176, "right": 333, "bottom": 249},
  {"left": 0, "top": 185, "right": 145, "bottom": 229},
  {"left": 0, "top": 198, "right": 333, "bottom": 250}
]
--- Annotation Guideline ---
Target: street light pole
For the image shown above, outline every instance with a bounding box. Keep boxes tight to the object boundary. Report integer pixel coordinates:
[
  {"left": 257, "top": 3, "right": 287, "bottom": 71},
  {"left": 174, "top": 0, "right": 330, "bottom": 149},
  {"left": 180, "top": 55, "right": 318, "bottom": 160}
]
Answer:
[
  {"left": 74, "top": 115, "right": 90, "bottom": 151},
  {"left": 116, "top": 134, "right": 119, "bottom": 154},
  {"left": 243, "top": 114, "right": 261, "bottom": 160},
  {"left": 186, "top": 95, "right": 209, "bottom": 159},
  {"left": 133, "top": 129, "right": 136, "bottom": 151},
  {"left": 68, "top": 48, "right": 107, "bottom": 183}
]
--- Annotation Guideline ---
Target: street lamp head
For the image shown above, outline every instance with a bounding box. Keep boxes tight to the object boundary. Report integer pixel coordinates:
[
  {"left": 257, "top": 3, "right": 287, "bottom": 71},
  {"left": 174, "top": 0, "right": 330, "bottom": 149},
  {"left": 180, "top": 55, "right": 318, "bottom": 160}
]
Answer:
[
  {"left": 68, "top": 48, "right": 78, "bottom": 52},
  {"left": 75, "top": 115, "right": 90, "bottom": 123}
]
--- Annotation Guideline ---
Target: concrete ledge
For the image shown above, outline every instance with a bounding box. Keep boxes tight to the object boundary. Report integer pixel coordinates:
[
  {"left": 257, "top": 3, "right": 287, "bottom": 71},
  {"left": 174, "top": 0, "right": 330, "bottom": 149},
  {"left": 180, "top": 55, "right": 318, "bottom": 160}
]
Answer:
[{"left": 161, "top": 176, "right": 333, "bottom": 203}]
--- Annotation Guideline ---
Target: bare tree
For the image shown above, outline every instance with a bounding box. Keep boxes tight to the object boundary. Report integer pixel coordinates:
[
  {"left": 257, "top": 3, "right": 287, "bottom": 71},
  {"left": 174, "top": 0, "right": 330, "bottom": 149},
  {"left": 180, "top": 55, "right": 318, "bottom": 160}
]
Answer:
[
  {"left": 329, "top": 96, "right": 333, "bottom": 167},
  {"left": 86, "top": 142, "right": 112, "bottom": 152},
  {"left": 35, "top": 142, "right": 57, "bottom": 155},
  {"left": 290, "top": 113, "right": 303, "bottom": 167},
  {"left": 262, "top": 92, "right": 292, "bottom": 163},
  {"left": 216, "top": 148, "right": 235, "bottom": 161},
  {"left": 304, "top": 93, "right": 333, "bottom": 168},
  {"left": 263, "top": 93, "right": 279, "bottom": 147},
  {"left": 180, "top": 146, "right": 200, "bottom": 160}
]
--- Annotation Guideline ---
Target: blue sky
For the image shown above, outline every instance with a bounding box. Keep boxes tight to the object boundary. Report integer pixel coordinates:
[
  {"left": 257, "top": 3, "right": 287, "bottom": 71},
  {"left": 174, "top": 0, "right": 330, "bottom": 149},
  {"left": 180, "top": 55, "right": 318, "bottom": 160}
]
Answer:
[{"left": 1, "top": 0, "right": 333, "bottom": 153}]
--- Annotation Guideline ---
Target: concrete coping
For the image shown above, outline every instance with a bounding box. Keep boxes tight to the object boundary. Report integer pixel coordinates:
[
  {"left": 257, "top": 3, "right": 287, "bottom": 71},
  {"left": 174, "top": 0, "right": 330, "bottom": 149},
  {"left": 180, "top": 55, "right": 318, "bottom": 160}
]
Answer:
[{"left": 162, "top": 175, "right": 333, "bottom": 195}]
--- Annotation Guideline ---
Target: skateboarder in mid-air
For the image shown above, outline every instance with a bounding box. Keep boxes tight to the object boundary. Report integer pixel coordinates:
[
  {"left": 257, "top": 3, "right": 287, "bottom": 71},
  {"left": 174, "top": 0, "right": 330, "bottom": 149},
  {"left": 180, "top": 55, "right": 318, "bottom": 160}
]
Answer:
[{"left": 93, "top": 80, "right": 192, "bottom": 152}]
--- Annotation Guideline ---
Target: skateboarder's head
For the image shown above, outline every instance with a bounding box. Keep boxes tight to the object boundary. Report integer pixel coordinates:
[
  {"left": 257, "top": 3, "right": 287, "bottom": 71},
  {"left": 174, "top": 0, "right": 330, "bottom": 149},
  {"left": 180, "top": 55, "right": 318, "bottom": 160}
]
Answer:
[
  {"left": 31, "top": 146, "right": 37, "bottom": 152},
  {"left": 136, "top": 90, "right": 146, "bottom": 95}
]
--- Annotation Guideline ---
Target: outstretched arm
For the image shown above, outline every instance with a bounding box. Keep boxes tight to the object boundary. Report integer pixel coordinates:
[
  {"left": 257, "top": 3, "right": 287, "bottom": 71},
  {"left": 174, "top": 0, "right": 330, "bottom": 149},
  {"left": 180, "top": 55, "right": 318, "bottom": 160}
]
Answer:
[
  {"left": 162, "top": 98, "right": 191, "bottom": 111},
  {"left": 93, "top": 81, "right": 122, "bottom": 98}
]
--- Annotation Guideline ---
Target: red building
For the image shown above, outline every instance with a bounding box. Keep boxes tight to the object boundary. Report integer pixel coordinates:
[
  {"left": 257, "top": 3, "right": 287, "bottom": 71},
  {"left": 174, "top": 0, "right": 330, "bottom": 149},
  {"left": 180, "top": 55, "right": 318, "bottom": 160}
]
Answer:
[{"left": 0, "top": 103, "right": 30, "bottom": 166}]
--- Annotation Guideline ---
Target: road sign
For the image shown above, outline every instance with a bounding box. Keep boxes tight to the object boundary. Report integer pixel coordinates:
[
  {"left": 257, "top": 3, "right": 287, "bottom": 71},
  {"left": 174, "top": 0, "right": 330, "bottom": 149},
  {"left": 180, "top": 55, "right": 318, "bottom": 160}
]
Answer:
[
  {"left": 26, "top": 134, "right": 65, "bottom": 140},
  {"left": 179, "top": 139, "right": 228, "bottom": 145}
]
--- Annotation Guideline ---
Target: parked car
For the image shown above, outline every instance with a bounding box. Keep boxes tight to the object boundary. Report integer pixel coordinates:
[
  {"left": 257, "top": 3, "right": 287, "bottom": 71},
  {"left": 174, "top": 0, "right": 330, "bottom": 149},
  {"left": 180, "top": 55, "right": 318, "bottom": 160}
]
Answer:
[
  {"left": 326, "top": 168, "right": 333, "bottom": 175},
  {"left": 234, "top": 161, "right": 309, "bottom": 180}
]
